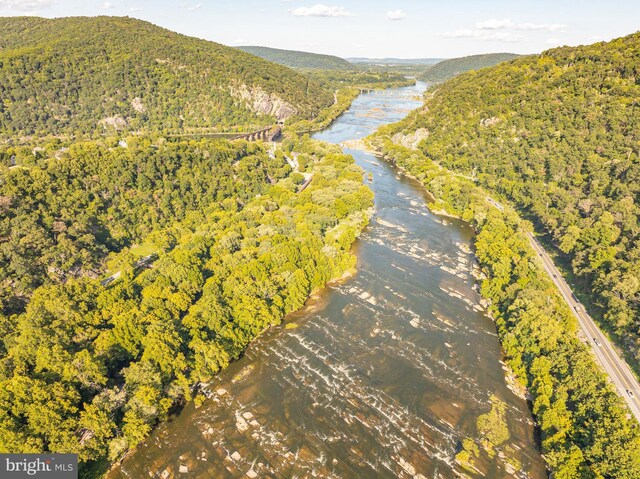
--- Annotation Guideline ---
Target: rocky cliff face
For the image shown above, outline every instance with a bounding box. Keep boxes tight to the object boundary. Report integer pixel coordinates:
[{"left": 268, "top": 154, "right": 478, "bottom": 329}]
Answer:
[
  {"left": 230, "top": 84, "right": 297, "bottom": 120},
  {"left": 391, "top": 128, "right": 429, "bottom": 149}
]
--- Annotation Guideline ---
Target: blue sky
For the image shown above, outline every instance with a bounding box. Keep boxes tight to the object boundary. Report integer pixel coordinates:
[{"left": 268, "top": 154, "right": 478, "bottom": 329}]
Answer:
[{"left": 1, "top": 0, "right": 638, "bottom": 58}]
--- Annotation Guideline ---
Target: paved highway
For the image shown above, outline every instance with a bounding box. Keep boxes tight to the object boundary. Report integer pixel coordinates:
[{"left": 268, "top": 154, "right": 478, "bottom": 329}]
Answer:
[
  {"left": 485, "top": 197, "right": 640, "bottom": 422},
  {"left": 527, "top": 233, "right": 640, "bottom": 422}
]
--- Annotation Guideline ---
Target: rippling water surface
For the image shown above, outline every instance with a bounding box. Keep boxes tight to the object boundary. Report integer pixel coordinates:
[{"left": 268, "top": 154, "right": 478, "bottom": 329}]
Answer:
[{"left": 109, "top": 83, "right": 545, "bottom": 479}]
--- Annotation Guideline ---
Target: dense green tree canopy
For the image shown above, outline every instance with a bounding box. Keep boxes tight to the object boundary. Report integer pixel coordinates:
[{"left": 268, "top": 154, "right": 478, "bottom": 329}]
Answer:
[
  {"left": 383, "top": 31, "right": 640, "bottom": 374},
  {"left": 0, "top": 15, "right": 382, "bottom": 477},
  {"left": 373, "top": 140, "right": 640, "bottom": 479},
  {"left": 419, "top": 53, "right": 520, "bottom": 83},
  {"left": 237, "top": 46, "right": 355, "bottom": 70},
  {"left": 0, "top": 16, "right": 334, "bottom": 139},
  {"left": 0, "top": 137, "right": 274, "bottom": 313},
  {"left": 0, "top": 136, "right": 372, "bottom": 474}
]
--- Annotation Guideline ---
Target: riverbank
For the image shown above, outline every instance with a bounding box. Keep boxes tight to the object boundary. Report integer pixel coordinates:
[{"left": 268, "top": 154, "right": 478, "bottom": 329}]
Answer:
[
  {"left": 109, "top": 81, "right": 546, "bottom": 479},
  {"left": 370, "top": 137, "right": 640, "bottom": 476},
  {"left": 286, "top": 78, "right": 416, "bottom": 136},
  {"left": 286, "top": 87, "right": 360, "bottom": 135},
  {"left": 81, "top": 138, "right": 374, "bottom": 479},
  {"left": 339, "top": 138, "right": 379, "bottom": 154}
]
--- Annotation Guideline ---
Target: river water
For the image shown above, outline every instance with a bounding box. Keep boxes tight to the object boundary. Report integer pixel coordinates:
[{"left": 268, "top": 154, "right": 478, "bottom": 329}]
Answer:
[{"left": 109, "top": 83, "right": 546, "bottom": 478}]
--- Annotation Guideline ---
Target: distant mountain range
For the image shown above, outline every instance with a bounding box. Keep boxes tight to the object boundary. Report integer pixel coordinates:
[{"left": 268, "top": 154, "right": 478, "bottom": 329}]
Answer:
[
  {"left": 0, "top": 16, "right": 334, "bottom": 139},
  {"left": 348, "top": 57, "right": 444, "bottom": 65},
  {"left": 238, "top": 45, "right": 355, "bottom": 70},
  {"left": 418, "top": 53, "right": 520, "bottom": 82}
]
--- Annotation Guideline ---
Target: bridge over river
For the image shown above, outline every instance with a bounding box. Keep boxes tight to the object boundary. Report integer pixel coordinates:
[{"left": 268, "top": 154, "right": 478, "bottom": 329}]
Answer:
[{"left": 168, "top": 125, "right": 281, "bottom": 142}]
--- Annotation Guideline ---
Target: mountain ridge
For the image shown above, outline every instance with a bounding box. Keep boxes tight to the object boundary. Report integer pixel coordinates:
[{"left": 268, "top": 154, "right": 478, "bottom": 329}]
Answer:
[
  {"left": 386, "top": 34, "right": 640, "bottom": 360},
  {"left": 347, "top": 57, "right": 443, "bottom": 65},
  {"left": 237, "top": 45, "right": 354, "bottom": 70},
  {"left": 373, "top": 30, "right": 640, "bottom": 479},
  {"left": 0, "top": 16, "right": 334, "bottom": 139},
  {"left": 419, "top": 52, "right": 521, "bottom": 82}
]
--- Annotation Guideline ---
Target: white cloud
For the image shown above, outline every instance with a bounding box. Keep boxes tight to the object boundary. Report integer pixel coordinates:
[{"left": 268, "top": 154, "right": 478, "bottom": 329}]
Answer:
[
  {"left": 545, "top": 38, "right": 561, "bottom": 45},
  {"left": 440, "top": 29, "right": 524, "bottom": 42},
  {"left": 386, "top": 9, "right": 406, "bottom": 21},
  {"left": 290, "top": 4, "right": 352, "bottom": 17},
  {"left": 129, "top": 6, "right": 142, "bottom": 12},
  {"left": 476, "top": 18, "right": 513, "bottom": 30},
  {"left": 442, "top": 18, "right": 568, "bottom": 43},
  {"left": 102, "top": 1, "right": 113, "bottom": 8},
  {"left": 474, "top": 19, "right": 566, "bottom": 32},
  {"left": 0, "top": 0, "right": 53, "bottom": 10},
  {"left": 178, "top": 2, "right": 201, "bottom": 10},
  {"left": 515, "top": 22, "right": 566, "bottom": 32}
]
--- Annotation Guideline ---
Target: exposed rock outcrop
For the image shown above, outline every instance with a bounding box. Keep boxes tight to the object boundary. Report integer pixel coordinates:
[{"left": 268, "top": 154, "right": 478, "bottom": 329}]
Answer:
[
  {"left": 391, "top": 128, "right": 429, "bottom": 149},
  {"left": 480, "top": 116, "right": 501, "bottom": 127},
  {"left": 229, "top": 84, "right": 297, "bottom": 120},
  {"left": 99, "top": 116, "right": 127, "bottom": 130},
  {"left": 130, "top": 97, "right": 146, "bottom": 113}
]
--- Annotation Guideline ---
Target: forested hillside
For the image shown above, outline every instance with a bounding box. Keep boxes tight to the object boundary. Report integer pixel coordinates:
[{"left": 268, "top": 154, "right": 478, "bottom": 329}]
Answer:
[
  {"left": 348, "top": 57, "right": 442, "bottom": 65},
  {"left": 371, "top": 139, "right": 640, "bottom": 479},
  {"left": 0, "top": 138, "right": 279, "bottom": 314},
  {"left": 419, "top": 53, "right": 520, "bottom": 83},
  {"left": 0, "top": 16, "right": 333, "bottom": 139},
  {"left": 0, "top": 16, "right": 379, "bottom": 475},
  {"left": 238, "top": 46, "right": 354, "bottom": 70},
  {"left": 383, "top": 32, "right": 640, "bottom": 374},
  {"left": 0, "top": 136, "right": 373, "bottom": 472}
]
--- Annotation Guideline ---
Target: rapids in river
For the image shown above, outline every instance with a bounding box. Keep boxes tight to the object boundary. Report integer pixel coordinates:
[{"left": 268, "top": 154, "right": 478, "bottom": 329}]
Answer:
[{"left": 109, "top": 82, "right": 546, "bottom": 479}]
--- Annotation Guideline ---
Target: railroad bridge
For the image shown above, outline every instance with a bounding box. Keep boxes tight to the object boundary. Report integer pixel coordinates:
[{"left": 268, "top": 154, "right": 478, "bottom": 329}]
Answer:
[{"left": 234, "top": 124, "right": 281, "bottom": 142}]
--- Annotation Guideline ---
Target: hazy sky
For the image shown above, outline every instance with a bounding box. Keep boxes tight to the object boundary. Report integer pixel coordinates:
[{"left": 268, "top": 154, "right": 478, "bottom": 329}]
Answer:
[{"left": 1, "top": 0, "right": 638, "bottom": 58}]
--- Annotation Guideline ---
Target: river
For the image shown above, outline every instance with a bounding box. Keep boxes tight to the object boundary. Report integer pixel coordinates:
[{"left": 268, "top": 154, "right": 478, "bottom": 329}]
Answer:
[{"left": 108, "top": 82, "right": 546, "bottom": 478}]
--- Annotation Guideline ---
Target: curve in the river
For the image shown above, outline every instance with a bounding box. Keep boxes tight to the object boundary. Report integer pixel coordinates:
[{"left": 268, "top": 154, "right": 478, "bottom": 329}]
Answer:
[{"left": 109, "top": 82, "right": 546, "bottom": 479}]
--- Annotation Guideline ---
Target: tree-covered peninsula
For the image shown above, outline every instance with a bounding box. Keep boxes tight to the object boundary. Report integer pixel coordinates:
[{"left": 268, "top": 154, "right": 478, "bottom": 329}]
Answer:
[{"left": 0, "top": 136, "right": 373, "bottom": 473}]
